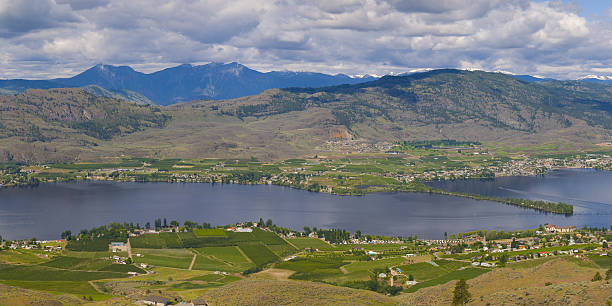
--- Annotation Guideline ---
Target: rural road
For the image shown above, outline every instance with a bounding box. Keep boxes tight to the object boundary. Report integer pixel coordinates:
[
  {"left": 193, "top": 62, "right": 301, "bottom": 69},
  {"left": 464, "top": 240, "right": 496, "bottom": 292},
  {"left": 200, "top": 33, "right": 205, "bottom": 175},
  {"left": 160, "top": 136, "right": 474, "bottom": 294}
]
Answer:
[
  {"left": 127, "top": 238, "right": 132, "bottom": 259},
  {"left": 189, "top": 254, "right": 197, "bottom": 270}
]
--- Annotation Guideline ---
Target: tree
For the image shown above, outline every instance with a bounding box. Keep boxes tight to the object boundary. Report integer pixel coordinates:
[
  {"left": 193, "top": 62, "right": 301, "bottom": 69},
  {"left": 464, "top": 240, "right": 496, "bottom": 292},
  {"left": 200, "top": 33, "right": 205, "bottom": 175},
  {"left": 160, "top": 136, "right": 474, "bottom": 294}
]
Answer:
[
  {"left": 265, "top": 219, "right": 273, "bottom": 228},
  {"left": 163, "top": 218, "right": 167, "bottom": 228},
  {"left": 498, "top": 254, "right": 508, "bottom": 266},
  {"left": 592, "top": 272, "right": 603, "bottom": 281},
  {"left": 184, "top": 220, "right": 197, "bottom": 229},
  {"left": 170, "top": 220, "right": 179, "bottom": 227},
  {"left": 408, "top": 274, "right": 414, "bottom": 281},
  {"left": 605, "top": 267, "right": 612, "bottom": 280},
  {"left": 145, "top": 222, "right": 151, "bottom": 229},
  {"left": 61, "top": 230, "right": 72, "bottom": 240},
  {"left": 444, "top": 232, "right": 448, "bottom": 240},
  {"left": 452, "top": 279, "right": 471, "bottom": 305},
  {"left": 603, "top": 241, "right": 608, "bottom": 249}
]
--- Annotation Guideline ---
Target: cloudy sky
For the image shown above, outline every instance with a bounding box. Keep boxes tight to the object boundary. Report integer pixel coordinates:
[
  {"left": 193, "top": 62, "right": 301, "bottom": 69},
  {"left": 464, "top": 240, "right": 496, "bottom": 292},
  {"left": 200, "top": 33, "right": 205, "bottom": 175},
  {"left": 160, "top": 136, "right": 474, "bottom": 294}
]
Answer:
[{"left": 1, "top": 0, "right": 611, "bottom": 79}]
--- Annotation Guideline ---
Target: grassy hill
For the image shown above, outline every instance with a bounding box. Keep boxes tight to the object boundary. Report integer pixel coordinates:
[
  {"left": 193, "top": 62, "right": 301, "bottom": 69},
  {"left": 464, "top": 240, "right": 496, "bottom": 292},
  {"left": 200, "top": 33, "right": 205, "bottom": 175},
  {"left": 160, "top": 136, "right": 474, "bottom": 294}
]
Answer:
[{"left": 1, "top": 69, "right": 612, "bottom": 162}]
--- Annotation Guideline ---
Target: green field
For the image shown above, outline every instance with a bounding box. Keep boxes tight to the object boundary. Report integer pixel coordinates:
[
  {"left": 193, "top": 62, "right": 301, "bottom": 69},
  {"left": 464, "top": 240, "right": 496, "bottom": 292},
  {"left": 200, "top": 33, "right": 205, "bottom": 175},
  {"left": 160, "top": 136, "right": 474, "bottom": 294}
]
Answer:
[
  {"left": 276, "top": 257, "right": 346, "bottom": 280},
  {"left": 98, "top": 264, "right": 146, "bottom": 273},
  {"left": 343, "top": 257, "right": 407, "bottom": 274},
  {"left": 194, "top": 229, "right": 227, "bottom": 237},
  {"left": 267, "top": 244, "right": 298, "bottom": 257},
  {"left": 0, "top": 249, "right": 49, "bottom": 264},
  {"left": 132, "top": 248, "right": 194, "bottom": 269},
  {"left": 0, "top": 280, "right": 107, "bottom": 298},
  {"left": 66, "top": 238, "right": 118, "bottom": 251},
  {"left": 41, "top": 256, "right": 109, "bottom": 271},
  {"left": 195, "top": 246, "right": 254, "bottom": 272},
  {"left": 398, "top": 260, "right": 469, "bottom": 282},
  {"left": 251, "top": 228, "right": 288, "bottom": 245},
  {"left": 0, "top": 263, "right": 127, "bottom": 281},
  {"left": 287, "top": 238, "right": 335, "bottom": 250},
  {"left": 403, "top": 267, "right": 489, "bottom": 293},
  {"left": 238, "top": 243, "right": 279, "bottom": 267},
  {"left": 192, "top": 255, "right": 229, "bottom": 271},
  {"left": 587, "top": 254, "right": 612, "bottom": 268}
]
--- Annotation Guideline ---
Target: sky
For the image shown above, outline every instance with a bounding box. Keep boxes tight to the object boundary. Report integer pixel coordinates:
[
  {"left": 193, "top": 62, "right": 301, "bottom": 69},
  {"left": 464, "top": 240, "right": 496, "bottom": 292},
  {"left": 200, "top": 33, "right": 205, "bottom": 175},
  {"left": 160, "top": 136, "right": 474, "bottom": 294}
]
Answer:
[{"left": 1, "top": 0, "right": 612, "bottom": 79}]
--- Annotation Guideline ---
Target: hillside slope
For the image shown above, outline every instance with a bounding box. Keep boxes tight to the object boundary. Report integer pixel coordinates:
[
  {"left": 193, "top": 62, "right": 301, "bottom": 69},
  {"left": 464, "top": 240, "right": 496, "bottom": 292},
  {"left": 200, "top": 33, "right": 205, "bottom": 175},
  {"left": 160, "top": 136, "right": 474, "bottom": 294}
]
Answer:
[
  {"left": 1, "top": 69, "right": 612, "bottom": 162},
  {"left": 0, "top": 88, "right": 169, "bottom": 162}
]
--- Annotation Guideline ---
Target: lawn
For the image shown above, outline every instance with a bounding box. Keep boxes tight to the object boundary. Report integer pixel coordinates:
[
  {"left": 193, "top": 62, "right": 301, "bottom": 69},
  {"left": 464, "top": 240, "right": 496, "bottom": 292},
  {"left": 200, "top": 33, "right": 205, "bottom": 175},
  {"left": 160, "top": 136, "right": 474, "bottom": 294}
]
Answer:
[
  {"left": 287, "top": 238, "right": 334, "bottom": 251},
  {"left": 238, "top": 243, "right": 279, "bottom": 267},
  {"left": 132, "top": 248, "right": 194, "bottom": 269}
]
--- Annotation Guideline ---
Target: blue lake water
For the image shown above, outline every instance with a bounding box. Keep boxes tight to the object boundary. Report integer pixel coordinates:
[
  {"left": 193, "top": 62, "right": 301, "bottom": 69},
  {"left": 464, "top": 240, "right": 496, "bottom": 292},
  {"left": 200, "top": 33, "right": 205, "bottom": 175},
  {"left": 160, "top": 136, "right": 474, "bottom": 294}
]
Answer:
[{"left": 0, "top": 168, "right": 610, "bottom": 240}]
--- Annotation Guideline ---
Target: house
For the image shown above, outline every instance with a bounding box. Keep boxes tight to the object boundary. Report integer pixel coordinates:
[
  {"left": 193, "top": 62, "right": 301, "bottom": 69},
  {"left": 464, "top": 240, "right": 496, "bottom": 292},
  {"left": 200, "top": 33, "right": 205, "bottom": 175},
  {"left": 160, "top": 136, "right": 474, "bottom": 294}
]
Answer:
[
  {"left": 109, "top": 242, "right": 128, "bottom": 252},
  {"left": 544, "top": 224, "right": 576, "bottom": 233},
  {"left": 234, "top": 227, "right": 253, "bottom": 233},
  {"left": 405, "top": 280, "right": 418, "bottom": 286},
  {"left": 142, "top": 295, "right": 170, "bottom": 306},
  {"left": 191, "top": 299, "right": 208, "bottom": 306}
]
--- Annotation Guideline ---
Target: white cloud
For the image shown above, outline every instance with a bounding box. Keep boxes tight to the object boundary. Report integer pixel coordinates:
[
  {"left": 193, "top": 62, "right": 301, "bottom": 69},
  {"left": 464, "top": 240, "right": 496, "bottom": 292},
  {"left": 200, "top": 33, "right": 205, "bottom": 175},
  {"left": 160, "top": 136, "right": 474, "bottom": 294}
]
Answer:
[{"left": 0, "top": 0, "right": 611, "bottom": 80}]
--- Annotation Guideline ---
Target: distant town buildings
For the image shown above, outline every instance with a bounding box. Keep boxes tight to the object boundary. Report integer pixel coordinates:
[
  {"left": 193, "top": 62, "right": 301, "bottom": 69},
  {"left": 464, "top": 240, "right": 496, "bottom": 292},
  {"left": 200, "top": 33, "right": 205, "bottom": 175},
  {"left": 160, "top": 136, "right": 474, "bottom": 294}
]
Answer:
[{"left": 545, "top": 224, "right": 576, "bottom": 233}]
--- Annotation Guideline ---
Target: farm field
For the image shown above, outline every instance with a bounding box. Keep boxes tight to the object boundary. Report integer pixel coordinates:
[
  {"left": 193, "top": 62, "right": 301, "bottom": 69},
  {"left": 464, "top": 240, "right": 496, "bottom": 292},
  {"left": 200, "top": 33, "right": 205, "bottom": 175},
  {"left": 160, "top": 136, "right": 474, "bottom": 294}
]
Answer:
[
  {"left": 132, "top": 248, "right": 194, "bottom": 269},
  {"left": 0, "top": 249, "right": 49, "bottom": 264},
  {"left": 287, "top": 237, "right": 334, "bottom": 250},
  {"left": 403, "top": 267, "right": 489, "bottom": 293},
  {"left": 587, "top": 254, "right": 612, "bottom": 268},
  {"left": 238, "top": 243, "right": 280, "bottom": 266},
  {"left": 194, "top": 246, "right": 254, "bottom": 272},
  {"left": 194, "top": 229, "right": 227, "bottom": 237}
]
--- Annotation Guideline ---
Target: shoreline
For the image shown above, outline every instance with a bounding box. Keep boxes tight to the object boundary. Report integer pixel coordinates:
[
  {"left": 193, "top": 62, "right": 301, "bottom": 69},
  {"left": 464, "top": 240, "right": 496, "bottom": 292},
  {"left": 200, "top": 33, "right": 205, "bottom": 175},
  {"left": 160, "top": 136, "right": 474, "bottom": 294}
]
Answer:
[{"left": 4, "top": 173, "right": 576, "bottom": 214}]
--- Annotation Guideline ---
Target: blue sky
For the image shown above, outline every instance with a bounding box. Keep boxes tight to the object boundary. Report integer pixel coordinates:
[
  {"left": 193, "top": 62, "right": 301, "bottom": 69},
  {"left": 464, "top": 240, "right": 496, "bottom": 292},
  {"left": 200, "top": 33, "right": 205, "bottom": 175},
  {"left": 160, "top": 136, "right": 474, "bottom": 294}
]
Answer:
[
  {"left": 534, "top": 0, "right": 611, "bottom": 18},
  {"left": 1, "top": 0, "right": 612, "bottom": 79}
]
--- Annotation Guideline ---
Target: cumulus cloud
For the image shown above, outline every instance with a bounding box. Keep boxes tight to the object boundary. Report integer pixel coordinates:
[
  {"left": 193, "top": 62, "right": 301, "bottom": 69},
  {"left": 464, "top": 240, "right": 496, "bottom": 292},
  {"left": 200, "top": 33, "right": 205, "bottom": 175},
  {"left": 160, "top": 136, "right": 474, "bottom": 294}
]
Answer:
[
  {"left": 0, "top": 0, "right": 80, "bottom": 38},
  {"left": 0, "top": 0, "right": 611, "bottom": 79}
]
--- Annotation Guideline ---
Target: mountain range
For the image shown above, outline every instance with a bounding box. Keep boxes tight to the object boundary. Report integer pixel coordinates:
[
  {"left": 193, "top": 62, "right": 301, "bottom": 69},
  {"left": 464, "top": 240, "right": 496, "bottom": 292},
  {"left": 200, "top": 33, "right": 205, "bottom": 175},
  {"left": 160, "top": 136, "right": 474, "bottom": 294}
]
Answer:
[
  {"left": 0, "top": 63, "right": 376, "bottom": 105},
  {"left": 1, "top": 69, "right": 611, "bottom": 162}
]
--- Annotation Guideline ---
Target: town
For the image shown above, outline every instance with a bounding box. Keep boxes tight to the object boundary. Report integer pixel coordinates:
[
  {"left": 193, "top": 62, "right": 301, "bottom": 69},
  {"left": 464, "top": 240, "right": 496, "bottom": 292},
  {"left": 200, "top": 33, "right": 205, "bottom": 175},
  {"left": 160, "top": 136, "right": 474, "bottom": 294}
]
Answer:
[{"left": 1, "top": 218, "right": 610, "bottom": 304}]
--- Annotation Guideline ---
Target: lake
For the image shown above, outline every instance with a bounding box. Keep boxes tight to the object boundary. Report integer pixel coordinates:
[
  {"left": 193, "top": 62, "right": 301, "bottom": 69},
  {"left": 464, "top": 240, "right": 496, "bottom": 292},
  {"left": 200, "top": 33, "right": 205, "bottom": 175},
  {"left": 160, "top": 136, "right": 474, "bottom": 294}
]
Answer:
[{"left": 0, "top": 168, "right": 610, "bottom": 240}]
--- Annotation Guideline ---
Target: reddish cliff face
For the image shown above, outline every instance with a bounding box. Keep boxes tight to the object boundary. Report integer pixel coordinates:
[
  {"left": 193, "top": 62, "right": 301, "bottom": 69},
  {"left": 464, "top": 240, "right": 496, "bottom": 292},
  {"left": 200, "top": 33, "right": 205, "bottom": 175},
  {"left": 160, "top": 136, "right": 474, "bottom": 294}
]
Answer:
[{"left": 329, "top": 127, "right": 353, "bottom": 140}]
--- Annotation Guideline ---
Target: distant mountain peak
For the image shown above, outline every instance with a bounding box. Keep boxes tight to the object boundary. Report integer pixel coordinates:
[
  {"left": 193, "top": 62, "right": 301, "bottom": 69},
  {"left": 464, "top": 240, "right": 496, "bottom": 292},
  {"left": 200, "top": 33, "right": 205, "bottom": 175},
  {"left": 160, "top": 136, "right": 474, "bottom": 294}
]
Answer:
[
  {"left": 578, "top": 74, "right": 612, "bottom": 81},
  {"left": 1, "top": 62, "right": 379, "bottom": 105}
]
